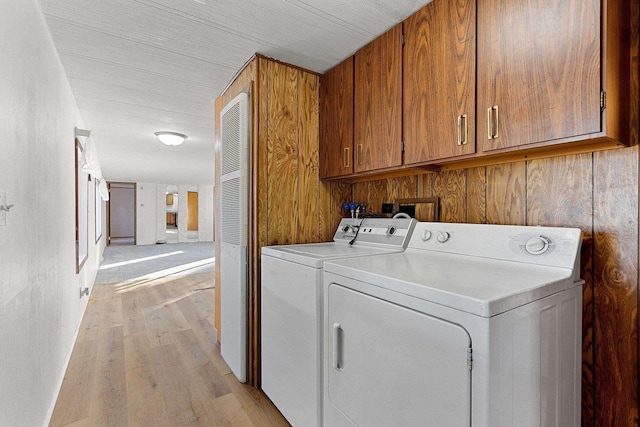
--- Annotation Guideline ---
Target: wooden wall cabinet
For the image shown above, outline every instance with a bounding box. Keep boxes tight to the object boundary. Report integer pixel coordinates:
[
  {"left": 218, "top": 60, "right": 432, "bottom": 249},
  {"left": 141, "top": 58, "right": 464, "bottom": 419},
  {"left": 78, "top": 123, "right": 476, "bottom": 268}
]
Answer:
[
  {"left": 320, "top": 57, "right": 354, "bottom": 179},
  {"left": 354, "top": 23, "right": 403, "bottom": 173},
  {"left": 319, "top": 0, "right": 631, "bottom": 178},
  {"left": 403, "top": 0, "right": 476, "bottom": 164},
  {"left": 477, "top": 0, "right": 630, "bottom": 153}
]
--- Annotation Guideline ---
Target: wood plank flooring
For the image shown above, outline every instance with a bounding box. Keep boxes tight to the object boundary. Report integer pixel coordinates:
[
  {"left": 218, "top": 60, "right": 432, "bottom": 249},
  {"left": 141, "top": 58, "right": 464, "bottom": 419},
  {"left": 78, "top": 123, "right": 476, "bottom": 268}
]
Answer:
[{"left": 50, "top": 272, "right": 289, "bottom": 427}]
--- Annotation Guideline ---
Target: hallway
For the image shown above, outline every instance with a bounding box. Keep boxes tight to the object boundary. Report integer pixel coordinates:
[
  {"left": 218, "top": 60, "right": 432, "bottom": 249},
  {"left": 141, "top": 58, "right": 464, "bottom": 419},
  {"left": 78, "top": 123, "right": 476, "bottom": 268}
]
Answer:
[{"left": 50, "top": 244, "right": 288, "bottom": 426}]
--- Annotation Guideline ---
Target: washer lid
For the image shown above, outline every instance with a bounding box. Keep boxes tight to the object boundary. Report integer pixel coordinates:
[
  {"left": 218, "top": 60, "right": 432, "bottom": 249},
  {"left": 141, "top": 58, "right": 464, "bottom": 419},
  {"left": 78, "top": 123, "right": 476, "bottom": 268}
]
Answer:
[
  {"left": 323, "top": 250, "right": 579, "bottom": 317},
  {"left": 262, "top": 243, "right": 402, "bottom": 268}
]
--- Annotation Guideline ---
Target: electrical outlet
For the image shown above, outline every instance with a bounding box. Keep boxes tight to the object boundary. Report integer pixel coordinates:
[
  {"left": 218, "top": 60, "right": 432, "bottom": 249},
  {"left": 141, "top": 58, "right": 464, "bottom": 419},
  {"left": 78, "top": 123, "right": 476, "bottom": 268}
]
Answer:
[{"left": 0, "top": 191, "right": 6, "bottom": 226}]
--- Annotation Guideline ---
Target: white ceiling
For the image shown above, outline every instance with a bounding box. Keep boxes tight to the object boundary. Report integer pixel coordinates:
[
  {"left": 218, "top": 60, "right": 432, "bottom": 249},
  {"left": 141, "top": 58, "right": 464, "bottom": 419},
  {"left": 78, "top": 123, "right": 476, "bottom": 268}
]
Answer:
[{"left": 38, "top": 0, "right": 428, "bottom": 185}]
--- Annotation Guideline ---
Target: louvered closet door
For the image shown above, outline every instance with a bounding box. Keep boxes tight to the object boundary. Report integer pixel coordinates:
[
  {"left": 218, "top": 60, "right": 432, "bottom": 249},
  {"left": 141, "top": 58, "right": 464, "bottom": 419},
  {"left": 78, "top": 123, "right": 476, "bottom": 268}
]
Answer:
[{"left": 220, "top": 92, "right": 249, "bottom": 383}]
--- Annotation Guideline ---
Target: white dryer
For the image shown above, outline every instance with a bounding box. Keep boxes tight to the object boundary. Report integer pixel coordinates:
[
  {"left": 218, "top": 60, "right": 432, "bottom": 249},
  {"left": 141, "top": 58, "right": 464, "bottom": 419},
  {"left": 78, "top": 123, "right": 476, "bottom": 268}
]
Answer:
[
  {"left": 261, "top": 217, "right": 417, "bottom": 427},
  {"left": 323, "top": 222, "right": 584, "bottom": 427}
]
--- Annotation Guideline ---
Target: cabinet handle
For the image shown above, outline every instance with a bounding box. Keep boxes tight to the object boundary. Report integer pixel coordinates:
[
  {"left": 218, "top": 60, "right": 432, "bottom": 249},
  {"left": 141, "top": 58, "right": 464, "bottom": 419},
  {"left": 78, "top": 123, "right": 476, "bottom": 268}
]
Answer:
[
  {"left": 487, "top": 105, "right": 499, "bottom": 140},
  {"left": 333, "top": 322, "right": 343, "bottom": 370},
  {"left": 457, "top": 114, "right": 468, "bottom": 146},
  {"left": 343, "top": 147, "right": 350, "bottom": 168},
  {"left": 357, "top": 144, "right": 363, "bottom": 166}
]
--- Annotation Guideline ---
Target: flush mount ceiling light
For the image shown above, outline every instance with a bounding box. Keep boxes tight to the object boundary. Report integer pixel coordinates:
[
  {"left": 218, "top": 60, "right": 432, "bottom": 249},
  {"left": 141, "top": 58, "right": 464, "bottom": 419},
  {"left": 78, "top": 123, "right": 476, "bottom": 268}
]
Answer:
[{"left": 155, "top": 131, "right": 187, "bottom": 146}]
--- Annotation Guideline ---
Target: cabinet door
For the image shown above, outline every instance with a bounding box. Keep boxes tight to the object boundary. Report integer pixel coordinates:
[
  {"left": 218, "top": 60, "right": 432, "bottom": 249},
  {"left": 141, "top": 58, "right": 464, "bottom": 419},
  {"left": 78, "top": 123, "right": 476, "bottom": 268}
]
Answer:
[
  {"left": 320, "top": 57, "right": 354, "bottom": 179},
  {"left": 403, "top": 0, "right": 476, "bottom": 164},
  {"left": 477, "top": 0, "right": 601, "bottom": 152},
  {"left": 354, "top": 23, "right": 403, "bottom": 173}
]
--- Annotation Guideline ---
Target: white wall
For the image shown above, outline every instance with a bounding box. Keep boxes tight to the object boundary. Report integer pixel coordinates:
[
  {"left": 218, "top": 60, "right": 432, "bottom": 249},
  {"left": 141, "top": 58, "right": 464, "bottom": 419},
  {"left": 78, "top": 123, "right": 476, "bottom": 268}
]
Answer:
[
  {"left": 198, "top": 185, "right": 215, "bottom": 242},
  {"left": 0, "top": 1, "right": 105, "bottom": 425},
  {"left": 134, "top": 183, "right": 214, "bottom": 245}
]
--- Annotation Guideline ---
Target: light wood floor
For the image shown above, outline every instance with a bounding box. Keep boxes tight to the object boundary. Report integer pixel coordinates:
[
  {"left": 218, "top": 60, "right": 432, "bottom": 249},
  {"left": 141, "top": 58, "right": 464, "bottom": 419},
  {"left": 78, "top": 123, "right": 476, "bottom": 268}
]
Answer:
[{"left": 50, "top": 271, "right": 289, "bottom": 427}]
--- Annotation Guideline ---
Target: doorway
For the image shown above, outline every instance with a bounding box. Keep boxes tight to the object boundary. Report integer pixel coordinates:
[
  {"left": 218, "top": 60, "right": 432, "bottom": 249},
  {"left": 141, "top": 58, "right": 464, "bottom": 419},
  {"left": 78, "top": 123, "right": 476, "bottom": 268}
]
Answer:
[
  {"left": 107, "top": 182, "right": 136, "bottom": 246},
  {"left": 165, "top": 185, "right": 179, "bottom": 244}
]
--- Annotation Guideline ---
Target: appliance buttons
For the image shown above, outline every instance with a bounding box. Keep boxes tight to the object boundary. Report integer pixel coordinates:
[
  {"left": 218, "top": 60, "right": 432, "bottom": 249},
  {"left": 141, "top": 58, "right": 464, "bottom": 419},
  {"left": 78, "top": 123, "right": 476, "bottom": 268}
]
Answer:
[
  {"left": 525, "top": 236, "right": 550, "bottom": 255},
  {"left": 421, "top": 230, "right": 432, "bottom": 241},
  {"left": 437, "top": 231, "right": 450, "bottom": 243}
]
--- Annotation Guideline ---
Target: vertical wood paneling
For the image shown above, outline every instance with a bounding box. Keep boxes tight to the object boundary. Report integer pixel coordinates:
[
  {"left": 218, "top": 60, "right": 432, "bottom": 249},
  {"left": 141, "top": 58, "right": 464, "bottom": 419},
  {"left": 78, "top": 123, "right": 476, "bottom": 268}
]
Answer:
[
  {"left": 368, "top": 180, "right": 388, "bottom": 215},
  {"left": 416, "top": 173, "right": 434, "bottom": 198},
  {"left": 297, "top": 72, "right": 321, "bottom": 243},
  {"left": 466, "top": 167, "right": 486, "bottom": 224},
  {"left": 257, "top": 57, "right": 269, "bottom": 254},
  {"left": 594, "top": 147, "right": 638, "bottom": 427},
  {"left": 352, "top": 182, "right": 369, "bottom": 207},
  {"left": 432, "top": 170, "right": 466, "bottom": 222},
  {"left": 387, "top": 176, "right": 418, "bottom": 202},
  {"left": 486, "top": 162, "right": 526, "bottom": 225},
  {"left": 526, "top": 153, "right": 594, "bottom": 424},
  {"left": 527, "top": 154, "right": 592, "bottom": 228},
  {"left": 266, "top": 63, "right": 299, "bottom": 246},
  {"left": 251, "top": 58, "right": 267, "bottom": 387},
  {"left": 330, "top": 181, "right": 352, "bottom": 231}
]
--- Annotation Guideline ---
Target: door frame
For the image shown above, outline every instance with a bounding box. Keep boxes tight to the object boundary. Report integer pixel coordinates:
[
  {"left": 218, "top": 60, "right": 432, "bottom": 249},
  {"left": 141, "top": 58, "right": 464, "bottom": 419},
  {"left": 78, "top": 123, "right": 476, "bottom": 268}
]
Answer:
[{"left": 106, "top": 181, "right": 137, "bottom": 246}]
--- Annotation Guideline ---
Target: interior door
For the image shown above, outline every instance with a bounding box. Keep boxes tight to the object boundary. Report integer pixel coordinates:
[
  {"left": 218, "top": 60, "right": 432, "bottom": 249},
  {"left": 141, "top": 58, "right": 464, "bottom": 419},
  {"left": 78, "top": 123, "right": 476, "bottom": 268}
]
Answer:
[
  {"left": 187, "top": 191, "right": 198, "bottom": 231},
  {"left": 327, "top": 284, "right": 471, "bottom": 427},
  {"left": 108, "top": 182, "right": 135, "bottom": 245}
]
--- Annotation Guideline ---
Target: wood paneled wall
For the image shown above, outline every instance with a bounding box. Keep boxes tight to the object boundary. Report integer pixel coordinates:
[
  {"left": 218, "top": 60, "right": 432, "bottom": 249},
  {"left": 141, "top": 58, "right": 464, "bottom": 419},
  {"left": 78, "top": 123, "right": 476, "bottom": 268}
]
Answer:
[
  {"left": 333, "top": 147, "right": 638, "bottom": 426},
  {"left": 214, "top": 55, "right": 329, "bottom": 386}
]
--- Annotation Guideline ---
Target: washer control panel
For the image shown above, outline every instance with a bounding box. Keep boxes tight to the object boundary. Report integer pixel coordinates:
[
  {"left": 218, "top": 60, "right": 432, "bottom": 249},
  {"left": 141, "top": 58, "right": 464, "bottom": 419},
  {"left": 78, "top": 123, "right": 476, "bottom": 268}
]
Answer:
[
  {"left": 333, "top": 218, "right": 364, "bottom": 242},
  {"left": 356, "top": 218, "right": 417, "bottom": 248}
]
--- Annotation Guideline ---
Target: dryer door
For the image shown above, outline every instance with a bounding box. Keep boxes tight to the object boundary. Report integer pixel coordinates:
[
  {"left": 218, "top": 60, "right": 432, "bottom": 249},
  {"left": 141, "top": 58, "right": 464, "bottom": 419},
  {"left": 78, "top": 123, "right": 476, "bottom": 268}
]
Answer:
[{"left": 327, "top": 283, "right": 471, "bottom": 427}]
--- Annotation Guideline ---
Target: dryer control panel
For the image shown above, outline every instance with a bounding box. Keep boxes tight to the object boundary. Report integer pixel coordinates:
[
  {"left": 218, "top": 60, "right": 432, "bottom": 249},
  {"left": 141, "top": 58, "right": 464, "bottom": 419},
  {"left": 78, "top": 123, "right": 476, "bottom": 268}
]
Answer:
[{"left": 408, "top": 222, "right": 582, "bottom": 274}]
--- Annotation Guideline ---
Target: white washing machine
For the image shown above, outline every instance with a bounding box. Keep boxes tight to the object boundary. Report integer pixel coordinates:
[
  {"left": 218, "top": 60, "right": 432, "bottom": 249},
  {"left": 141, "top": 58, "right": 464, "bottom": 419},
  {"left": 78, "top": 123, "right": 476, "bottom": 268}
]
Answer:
[
  {"left": 261, "top": 217, "right": 417, "bottom": 427},
  {"left": 323, "top": 222, "right": 584, "bottom": 427}
]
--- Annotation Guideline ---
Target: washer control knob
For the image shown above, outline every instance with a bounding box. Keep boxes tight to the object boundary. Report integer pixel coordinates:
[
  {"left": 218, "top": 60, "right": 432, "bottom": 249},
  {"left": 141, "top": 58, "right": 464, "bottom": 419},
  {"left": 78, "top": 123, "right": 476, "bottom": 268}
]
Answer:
[
  {"left": 387, "top": 226, "right": 396, "bottom": 236},
  {"left": 525, "top": 236, "right": 550, "bottom": 255},
  {"left": 421, "top": 230, "right": 432, "bottom": 241},
  {"left": 437, "top": 231, "right": 450, "bottom": 243},
  {"left": 342, "top": 225, "right": 350, "bottom": 232}
]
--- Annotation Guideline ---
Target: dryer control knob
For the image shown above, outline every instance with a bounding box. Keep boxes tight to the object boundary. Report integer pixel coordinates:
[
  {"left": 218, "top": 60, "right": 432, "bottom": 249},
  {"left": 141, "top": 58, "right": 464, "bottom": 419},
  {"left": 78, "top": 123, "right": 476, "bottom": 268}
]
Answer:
[
  {"left": 387, "top": 226, "right": 396, "bottom": 236},
  {"left": 437, "top": 231, "right": 450, "bottom": 243},
  {"left": 525, "top": 236, "right": 550, "bottom": 255},
  {"left": 421, "top": 230, "right": 432, "bottom": 241}
]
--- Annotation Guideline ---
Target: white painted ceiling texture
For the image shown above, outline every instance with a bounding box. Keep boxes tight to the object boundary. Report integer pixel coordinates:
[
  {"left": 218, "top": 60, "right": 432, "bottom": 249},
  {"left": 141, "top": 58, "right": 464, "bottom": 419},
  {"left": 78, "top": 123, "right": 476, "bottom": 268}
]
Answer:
[{"left": 38, "top": 0, "right": 428, "bottom": 185}]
